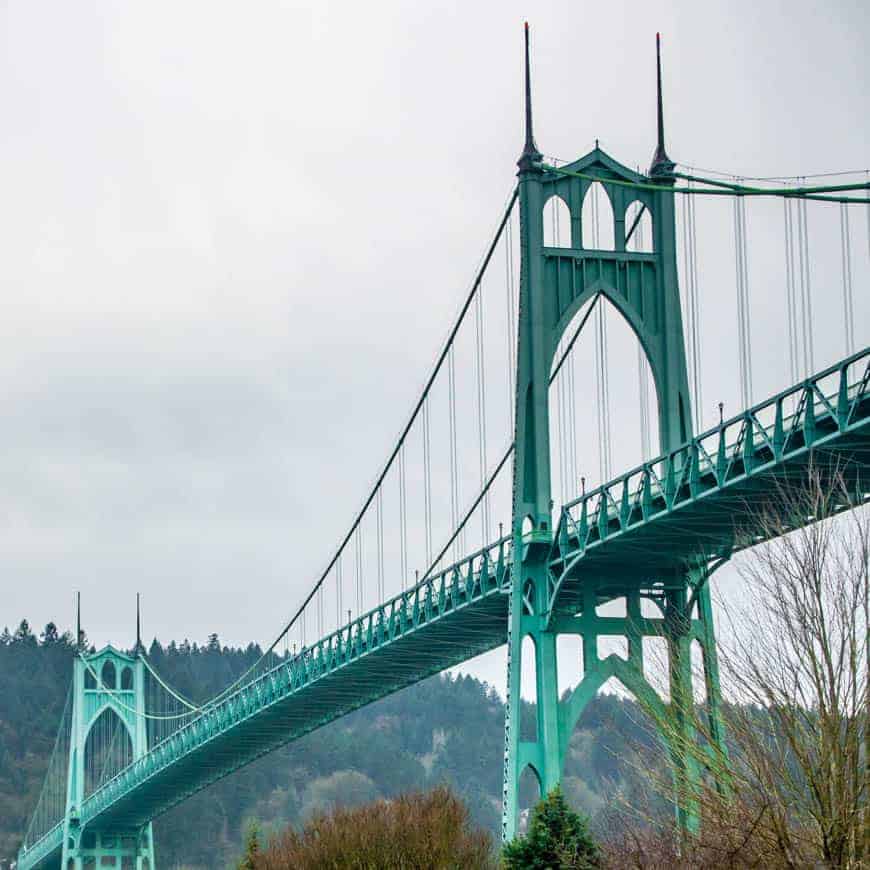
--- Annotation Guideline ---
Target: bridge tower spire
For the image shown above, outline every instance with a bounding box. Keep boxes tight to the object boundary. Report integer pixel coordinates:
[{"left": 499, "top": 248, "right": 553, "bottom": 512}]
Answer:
[
  {"left": 649, "top": 32, "right": 675, "bottom": 179},
  {"left": 501, "top": 27, "right": 726, "bottom": 841},
  {"left": 518, "top": 22, "right": 542, "bottom": 174}
]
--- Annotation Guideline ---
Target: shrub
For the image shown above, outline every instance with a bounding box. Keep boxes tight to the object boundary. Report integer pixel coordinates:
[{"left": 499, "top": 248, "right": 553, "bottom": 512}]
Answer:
[{"left": 250, "top": 784, "right": 494, "bottom": 869}]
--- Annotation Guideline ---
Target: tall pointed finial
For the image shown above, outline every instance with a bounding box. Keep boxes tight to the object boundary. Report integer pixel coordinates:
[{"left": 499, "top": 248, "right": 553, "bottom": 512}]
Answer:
[
  {"left": 76, "top": 591, "right": 82, "bottom": 649},
  {"left": 649, "top": 33, "right": 675, "bottom": 179},
  {"left": 518, "top": 22, "right": 543, "bottom": 174},
  {"left": 135, "top": 593, "right": 142, "bottom": 652}
]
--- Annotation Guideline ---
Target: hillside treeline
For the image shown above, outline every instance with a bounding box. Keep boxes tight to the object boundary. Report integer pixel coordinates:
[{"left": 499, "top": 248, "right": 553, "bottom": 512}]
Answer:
[{"left": 0, "top": 621, "right": 652, "bottom": 868}]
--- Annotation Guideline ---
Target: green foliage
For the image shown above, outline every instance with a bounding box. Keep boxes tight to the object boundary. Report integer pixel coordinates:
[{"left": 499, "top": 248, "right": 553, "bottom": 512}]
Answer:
[
  {"left": 238, "top": 819, "right": 260, "bottom": 870},
  {"left": 0, "top": 621, "right": 656, "bottom": 868},
  {"left": 502, "top": 786, "right": 602, "bottom": 870}
]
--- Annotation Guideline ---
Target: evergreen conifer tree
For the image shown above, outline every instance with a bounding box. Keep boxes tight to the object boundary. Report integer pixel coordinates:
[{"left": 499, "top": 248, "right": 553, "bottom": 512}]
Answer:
[
  {"left": 502, "top": 785, "right": 601, "bottom": 869},
  {"left": 237, "top": 819, "right": 260, "bottom": 870}
]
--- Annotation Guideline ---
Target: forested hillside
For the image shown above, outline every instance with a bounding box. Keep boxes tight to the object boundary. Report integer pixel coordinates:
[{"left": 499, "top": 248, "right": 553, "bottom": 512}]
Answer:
[{"left": 0, "top": 621, "right": 654, "bottom": 868}]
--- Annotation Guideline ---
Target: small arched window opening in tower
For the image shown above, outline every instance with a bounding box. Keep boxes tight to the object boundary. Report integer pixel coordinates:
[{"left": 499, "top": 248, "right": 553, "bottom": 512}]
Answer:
[
  {"left": 625, "top": 200, "right": 653, "bottom": 252},
  {"left": 101, "top": 659, "right": 116, "bottom": 690},
  {"left": 517, "top": 764, "right": 542, "bottom": 834},
  {"left": 581, "top": 181, "right": 615, "bottom": 251},
  {"left": 521, "top": 515, "right": 534, "bottom": 537},
  {"left": 520, "top": 634, "right": 538, "bottom": 742},
  {"left": 121, "top": 666, "right": 133, "bottom": 690},
  {"left": 543, "top": 194, "right": 571, "bottom": 248}
]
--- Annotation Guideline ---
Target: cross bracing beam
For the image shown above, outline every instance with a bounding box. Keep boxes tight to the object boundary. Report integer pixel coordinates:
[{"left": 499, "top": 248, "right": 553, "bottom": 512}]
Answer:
[{"left": 17, "top": 348, "right": 870, "bottom": 870}]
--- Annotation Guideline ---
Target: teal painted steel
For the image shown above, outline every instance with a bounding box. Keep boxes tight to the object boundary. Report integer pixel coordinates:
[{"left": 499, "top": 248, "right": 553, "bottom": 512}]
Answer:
[
  {"left": 15, "top": 29, "right": 870, "bottom": 861},
  {"left": 502, "top": 26, "right": 700, "bottom": 839},
  {"left": 58, "top": 646, "right": 156, "bottom": 870},
  {"left": 17, "top": 350, "right": 870, "bottom": 870}
]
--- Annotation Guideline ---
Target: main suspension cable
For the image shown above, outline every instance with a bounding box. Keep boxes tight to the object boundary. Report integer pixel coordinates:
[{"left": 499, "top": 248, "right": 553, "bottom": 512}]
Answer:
[
  {"left": 194, "top": 186, "right": 519, "bottom": 708},
  {"left": 543, "top": 164, "right": 870, "bottom": 204},
  {"left": 421, "top": 295, "right": 602, "bottom": 581}
]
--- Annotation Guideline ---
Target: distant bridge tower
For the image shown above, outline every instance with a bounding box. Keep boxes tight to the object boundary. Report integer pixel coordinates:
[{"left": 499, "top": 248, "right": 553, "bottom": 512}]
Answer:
[
  {"left": 502, "top": 28, "right": 725, "bottom": 839},
  {"left": 62, "top": 643, "right": 155, "bottom": 869}
]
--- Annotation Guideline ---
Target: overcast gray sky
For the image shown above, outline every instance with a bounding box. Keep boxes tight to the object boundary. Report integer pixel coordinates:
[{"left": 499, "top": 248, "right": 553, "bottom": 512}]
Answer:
[{"left": 1, "top": 0, "right": 868, "bottom": 694}]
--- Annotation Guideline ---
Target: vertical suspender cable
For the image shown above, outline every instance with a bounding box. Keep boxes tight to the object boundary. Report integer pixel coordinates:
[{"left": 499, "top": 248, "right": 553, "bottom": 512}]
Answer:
[
  {"left": 474, "top": 282, "right": 490, "bottom": 543},
  {"left": 783, "top": 199, "right": 800, "bottom": 384},
  {"left": 567, "top": 332, "right": 578, "bottom": 494},
  {"left": 638, "top": 350, "right": 651, "bottom": 461},
  {"left": 839, "top": 203, "right": 855, "bottom": 355},
  {"left": 741, "top": 191, "right": 752, "bottom": 404},
  {"left": 422, "top": 401, "right": 432, "bottom": 567},
  {"left": 681, "top": 190, "right": 692, "bottom": 411},
  {"left": 554, "top": 185, "right": 574, "bottom": 497},
  {"left": 355, "top": 527, "right": 362, "bottom": 618},
  {"left": 448, "top": 346, "right": 459, "bottom": 561},
  {"left": 636, "top": 208, "right": 652, "bottom": 460},
  {"left": 687, "top": 183, "right": 703, "bottom": 431},
  {"left": 597, "top": 305, "right": 612, "bottom": 481},
  {"left": 318, "top": 585, "right": 323, "bottom": 637},
  {"left": 591, "top": 184, "right": 612, "bottom": 482},
  {"left": 376, "top": 487, "right": 384, "bottom": 603},
  {"left": 564, "top": 345, "right": 571, "bottom": 502},
  {"left": 336, "top": 555, "right": 343, "bottom": 628},
  {"left": 732, "top": 185, "right": 752, "bottom": 409},
  {"left": 796, "top": 182, "right": 814, "bottom": 375},
  {"left": 399, "top": 444, "right": 407, "bottom": 590},
  {"left": 733, "top": 193, "right": 744, "bottom": 404}
]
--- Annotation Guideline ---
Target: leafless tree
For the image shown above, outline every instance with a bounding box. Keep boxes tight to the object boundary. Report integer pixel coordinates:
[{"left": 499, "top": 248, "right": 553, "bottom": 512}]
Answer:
[{"left": 604, "top": 466, "right": 868, "bottom": 869}]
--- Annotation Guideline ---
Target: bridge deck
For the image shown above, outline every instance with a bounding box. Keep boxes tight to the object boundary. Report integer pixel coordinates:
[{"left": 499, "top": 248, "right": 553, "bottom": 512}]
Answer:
[{"left": 19, "top": 349, "right": 870, "bottom": 869}]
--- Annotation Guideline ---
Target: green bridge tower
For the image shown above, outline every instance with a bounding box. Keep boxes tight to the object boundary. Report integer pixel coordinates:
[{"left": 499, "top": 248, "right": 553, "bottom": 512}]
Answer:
[
  {"left": 62, "top": 637, "right": 156, "bottom": 869},
  {"left": 502, "top": 28, "right": 725, "bottom": 840}
]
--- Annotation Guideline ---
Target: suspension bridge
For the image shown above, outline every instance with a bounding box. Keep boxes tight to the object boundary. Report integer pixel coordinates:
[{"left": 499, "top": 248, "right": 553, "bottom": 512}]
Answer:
[{"left": 17, "top": 28, "right": 870, "bottom": 870}]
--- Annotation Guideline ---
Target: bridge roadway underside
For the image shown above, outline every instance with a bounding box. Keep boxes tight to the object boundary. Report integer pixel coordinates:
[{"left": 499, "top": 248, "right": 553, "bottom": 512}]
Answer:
[
  {"left": 553, "top": 415, "right": 870, "bottom": 611},
  {"left": 89, "top": 591, "right": 511, "bottom": 832},
  {"left": 27, "top": 384, "right": 869, "bottom": 865},
  {"left": 95, "top": 425, "right": 869, "bottom": 836}
]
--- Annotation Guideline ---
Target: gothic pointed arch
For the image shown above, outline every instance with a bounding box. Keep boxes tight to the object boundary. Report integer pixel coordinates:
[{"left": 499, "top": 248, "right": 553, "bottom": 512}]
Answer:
[
  {"left": 100, "top": 659, "right": 116, "bottom": 690},
  {"left": 543, "top": 194, "right": 572, "bottom": 247},
  {"left": 83, "top": 706, "right": 134, "bottom": 796},
  {"left": 548, "top": 294, "right": 662, "bottom": 501},
  {"left": 625, "top": 199, "right": 653, "bottom": 252},
  {"left": 581, "top": 181, "right": 615, "bottom": 250}
]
